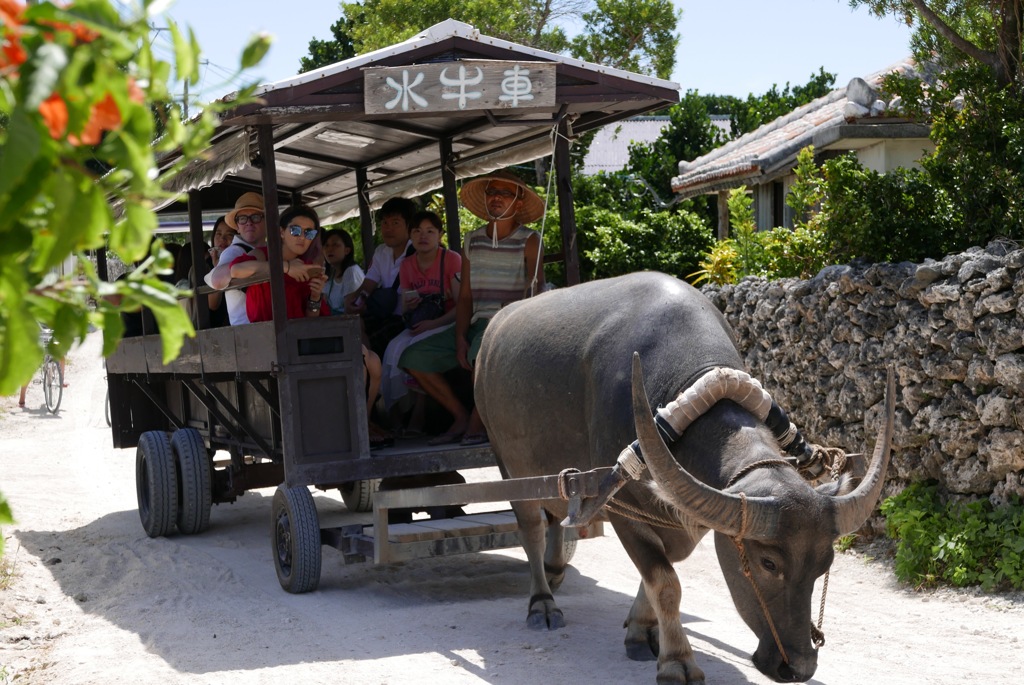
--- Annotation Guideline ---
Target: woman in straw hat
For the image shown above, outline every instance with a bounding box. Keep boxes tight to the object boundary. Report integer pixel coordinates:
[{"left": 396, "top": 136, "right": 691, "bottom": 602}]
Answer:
[{"left": 399, "top": 170, "right": 545, "bottom": 446}]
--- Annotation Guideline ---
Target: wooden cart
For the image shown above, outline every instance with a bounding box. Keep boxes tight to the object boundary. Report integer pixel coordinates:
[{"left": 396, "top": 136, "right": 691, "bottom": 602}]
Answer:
[{"left": 104, "top": 20, "right": 677, "bottom": 592}]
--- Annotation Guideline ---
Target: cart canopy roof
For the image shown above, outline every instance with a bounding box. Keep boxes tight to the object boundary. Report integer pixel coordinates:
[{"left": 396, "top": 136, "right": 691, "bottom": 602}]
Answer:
[{"left": 155, "top": 19, "right": 679, "bottom": 223}]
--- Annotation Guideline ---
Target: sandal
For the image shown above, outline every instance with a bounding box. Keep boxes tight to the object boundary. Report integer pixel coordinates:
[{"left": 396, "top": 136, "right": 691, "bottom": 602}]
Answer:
[
  {"left": 460, "top": 432, "right": 489, "bottom": 446},
  {"left": 427, "top": 431, "right": 464, "bottom": 446}
]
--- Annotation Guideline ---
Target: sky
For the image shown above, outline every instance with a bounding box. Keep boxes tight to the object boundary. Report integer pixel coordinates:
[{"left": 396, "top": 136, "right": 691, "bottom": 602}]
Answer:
[{"left": 151, "top": 0, "right": 915, "bottom": 101}]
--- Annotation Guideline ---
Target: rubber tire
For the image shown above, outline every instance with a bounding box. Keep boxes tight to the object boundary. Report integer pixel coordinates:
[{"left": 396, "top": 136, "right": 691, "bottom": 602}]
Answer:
[
  {"left": 339, "top": 479, "right": 380, "bottom": 512},
  {"left": 43, "top": 358, "right": 62, "bottom": 414},
  {"left": 171, "top": 428, "right": 212, "bottom": 535},
  {"left": 136, "top": 431, "right": 177, "bottom": 538},
  {"left": 272, "top": 486, "right": 322, "bottom": 594},
  {"left": 560, "top": 538, "right": 578, "bottom": 565}
]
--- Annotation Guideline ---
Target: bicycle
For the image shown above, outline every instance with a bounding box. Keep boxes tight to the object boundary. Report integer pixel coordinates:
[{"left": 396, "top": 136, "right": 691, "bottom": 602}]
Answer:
[{"left": 36, "top": 326, "right": 64, "bottom": 414}]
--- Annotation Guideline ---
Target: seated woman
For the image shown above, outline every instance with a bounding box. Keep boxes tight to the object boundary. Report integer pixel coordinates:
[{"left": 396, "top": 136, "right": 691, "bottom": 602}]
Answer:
[
  {"left": 381, "top": 210, "right": 462, "bottom": 416},
  {"left": 322, "top": 228, "right": 365, "bottom": 315},
  {"left": 228, "top": 205, "right": 329, "bottom": 321}
]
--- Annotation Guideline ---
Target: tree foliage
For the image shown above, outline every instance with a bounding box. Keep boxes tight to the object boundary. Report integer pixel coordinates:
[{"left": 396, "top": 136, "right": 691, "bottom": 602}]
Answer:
[
  {"left": 569, "top": 0, "right": 678, "bottom": 79},
  {"left": 300, "top": 15, "right": 358, "bottom": 73},
  {"left": 300, "top": 0, "right": 676, "bottom": 79},
  {"left": 0, "top": 0, "right": 268, "bottom": 395},
  {"left": 852, "top": 0, "right": 1024, "bottom": 248}
]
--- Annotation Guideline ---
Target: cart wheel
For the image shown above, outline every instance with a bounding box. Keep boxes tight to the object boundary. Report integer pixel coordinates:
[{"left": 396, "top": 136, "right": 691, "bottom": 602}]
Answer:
[
  {"left": 43, "top": 357, "right": 62, "bottom": 414},
  {"left": 272, "top": 485, "right": 322, "bottom": 594},
  {"left": 339, "top": 479, "right": 380, "bottom": 513},
  {"left": 560, "top": 538, "right": 578, "bottom": 565},
  {"left": 171, "top": 428, "right": 212, "bottom": 535},
  {"left": 136, "top": 431, "right": 177, "bottom": 537}
]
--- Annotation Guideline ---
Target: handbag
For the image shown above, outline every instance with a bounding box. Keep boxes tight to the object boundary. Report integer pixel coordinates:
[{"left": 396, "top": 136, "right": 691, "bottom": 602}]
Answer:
[{"left": 403, "top": 249, "right": 448, "bottom": 329}]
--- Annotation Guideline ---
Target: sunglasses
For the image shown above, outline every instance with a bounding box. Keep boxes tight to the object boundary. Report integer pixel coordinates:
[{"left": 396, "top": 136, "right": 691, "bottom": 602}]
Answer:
[
  {"left": 287, "top": 224, "right": 319, "bottom": 240},
  {"left": 484, "top": 188, "right": 518, "bottom": 199},
  {"left": 235, "top": 213, "right": 264, "bottom": 226}
]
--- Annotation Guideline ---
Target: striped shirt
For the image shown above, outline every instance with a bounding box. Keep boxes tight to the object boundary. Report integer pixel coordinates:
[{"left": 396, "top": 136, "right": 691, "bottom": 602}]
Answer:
[{"left": 464, "top": 224, "right": 539, "bottom": 322}]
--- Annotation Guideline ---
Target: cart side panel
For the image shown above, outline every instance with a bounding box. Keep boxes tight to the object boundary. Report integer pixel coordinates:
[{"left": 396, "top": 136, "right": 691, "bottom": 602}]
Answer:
[{"left": 276, "top": 316, "right": 367, "bottom": 487}]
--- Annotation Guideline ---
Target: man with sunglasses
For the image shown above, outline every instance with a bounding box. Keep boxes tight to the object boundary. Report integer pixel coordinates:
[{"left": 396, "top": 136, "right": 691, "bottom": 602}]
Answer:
[{"left": 206, "top": 192, "right": 269, "bottom": 325}]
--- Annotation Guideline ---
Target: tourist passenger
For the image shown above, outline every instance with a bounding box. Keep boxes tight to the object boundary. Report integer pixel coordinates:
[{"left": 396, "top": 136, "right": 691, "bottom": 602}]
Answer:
[
  {"left": 207, "top": 192, "right": 269, "bottom": 325},
  {"left": 228, "top": 205, "right": 328, "bottom": 321},
  {"left": 322, "top": 228, "right": 364, "bottom": 315},
  {"left": 343, "top": 197, "right": 416, "bottom": 357},
  {"left": 380, "top": 210, "right": 461, "bottom": 412},
  {"left": 400, "top": 170, "right": 544, "bottom": 446}
]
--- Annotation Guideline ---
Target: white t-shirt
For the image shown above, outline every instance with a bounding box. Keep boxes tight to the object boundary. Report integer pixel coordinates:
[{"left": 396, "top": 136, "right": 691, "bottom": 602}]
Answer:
[
  {"left": 204, "top": 235, "right": 255, "bottom": 326},
  {"left": 324, "top": 264, "right": 365, "bottom": 314},
  {"left": 365, "top": 241, "right": 412, "bottom": 316}
]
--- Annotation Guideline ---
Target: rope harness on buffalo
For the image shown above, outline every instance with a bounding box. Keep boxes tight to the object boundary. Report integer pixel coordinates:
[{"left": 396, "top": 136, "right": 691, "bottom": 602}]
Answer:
[{"left": 560, "top": 366, "right": 849, "bottom": 662}]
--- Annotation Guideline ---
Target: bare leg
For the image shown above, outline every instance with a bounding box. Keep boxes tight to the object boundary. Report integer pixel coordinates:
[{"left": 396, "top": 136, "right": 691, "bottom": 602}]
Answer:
[
  {"left": 405, "top": 368, "right": 469, "bottom": 434},
  {"left": 362, "top": 346, "right": 382, "bottom": 416},
  {"left": 18, "top": 384, "right": 28, "bottom": 407}
]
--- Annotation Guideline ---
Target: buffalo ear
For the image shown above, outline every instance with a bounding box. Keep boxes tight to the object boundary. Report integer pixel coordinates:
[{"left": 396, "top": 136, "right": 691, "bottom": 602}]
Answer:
[{"left": 815, "top": 473, "right": 858, "bottom": 497}]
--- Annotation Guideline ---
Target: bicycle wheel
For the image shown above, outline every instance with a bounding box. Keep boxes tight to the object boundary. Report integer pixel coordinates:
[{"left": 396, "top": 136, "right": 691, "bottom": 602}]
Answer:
[{"left": 43, "top": 357, "right": 63, "bottom": 414}]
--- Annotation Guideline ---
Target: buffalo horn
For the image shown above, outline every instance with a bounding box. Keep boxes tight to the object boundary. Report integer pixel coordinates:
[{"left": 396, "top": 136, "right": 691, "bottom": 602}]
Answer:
[
  {"left": 832, "top": 368, "right": 896, "bottom": 536},
  {"left": 631, "top": 353, "right": 780, "bottom": 539}
]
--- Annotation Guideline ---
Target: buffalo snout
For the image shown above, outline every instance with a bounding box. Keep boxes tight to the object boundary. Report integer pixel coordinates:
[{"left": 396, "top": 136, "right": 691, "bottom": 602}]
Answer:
[{"left": 753, "top": 644, "right": 817, "bottom": 683}]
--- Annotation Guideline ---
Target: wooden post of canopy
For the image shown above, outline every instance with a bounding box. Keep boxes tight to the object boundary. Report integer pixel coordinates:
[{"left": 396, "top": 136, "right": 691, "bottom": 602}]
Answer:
[
  {"left": 356, "top": 166, "right": 374, "bottom": 270},
  {"left": 187, "top": 189, "right": 210, "bottom": 329},
  {"left": 439, "top": 137, "right": 460, "bottom": 252},
  {"left": 554, "top": 117, "right": 580, "bottom": 286},
  {"left": 257, "top": 124, "right": 286, "bottom": 334}
]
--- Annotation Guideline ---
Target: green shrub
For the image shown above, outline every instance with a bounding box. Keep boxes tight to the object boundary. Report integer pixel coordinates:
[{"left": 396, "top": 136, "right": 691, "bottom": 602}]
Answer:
[
  {"left": 881, "top": 482, "right": 1024, "bottom": 591},
  {"left": 574, "top": 205, "right": 713, "bottom": 283},
  {"left": 692, "top": 184, "right": 831, "bottom": 284},
  {"left": 819, "top": 154, "right": 959, "bottom": 264}
]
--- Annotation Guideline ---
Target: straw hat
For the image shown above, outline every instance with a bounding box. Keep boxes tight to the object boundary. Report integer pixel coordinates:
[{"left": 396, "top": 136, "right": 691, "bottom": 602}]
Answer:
[
  {"left": 225, "top": 192, "right": 265, "bottom": 229},
  {"left": 459, "top": 171, "right": 545, "bottom": 225}
]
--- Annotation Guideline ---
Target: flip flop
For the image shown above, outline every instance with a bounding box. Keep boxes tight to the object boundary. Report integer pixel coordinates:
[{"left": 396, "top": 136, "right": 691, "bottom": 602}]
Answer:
[
  {"left": 460, "top": 433, "right": 489, "bottom": 446},
  {"left": 427, "top": 431, "right": 464, "bottom": 446}
]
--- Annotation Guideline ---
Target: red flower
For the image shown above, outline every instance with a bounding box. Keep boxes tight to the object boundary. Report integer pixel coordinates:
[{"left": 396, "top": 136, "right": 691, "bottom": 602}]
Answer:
[
  {"left": 0, "top": 0, "right": 25, "bottom": 28},
  {"left": 69, "top": 92, "right": 121, "bottom": 146},
  {"left": 0, "top": 0, "right": 26, "bottom": 70},
  {"left": 39, "top": 92, "right": 68, "bottom": 139}
]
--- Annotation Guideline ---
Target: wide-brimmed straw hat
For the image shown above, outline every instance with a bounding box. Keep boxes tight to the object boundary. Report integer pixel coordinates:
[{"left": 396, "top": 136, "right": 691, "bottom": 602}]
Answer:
[
  {"left": 459, "top": 171, "right": 545, "bottom": 225},
  {"left": 225, "top": 192, "right": 265, "bottom": 229}
]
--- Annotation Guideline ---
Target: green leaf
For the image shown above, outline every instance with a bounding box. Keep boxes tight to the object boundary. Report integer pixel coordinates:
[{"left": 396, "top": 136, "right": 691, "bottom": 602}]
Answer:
[
  {"left": 168, "top": 21, "right": 198, "bottom": 85},
  {"left": 23, "top": 43, "right": 68, "bottom": 110},
  {"left": 111, "top": 202, "right": 157, "bottom": 263},
  {"left": 240, "top": 33, "right": 273, "bottom": 70},
  {"left": 0, "top": 108, "right": 44, "bottom": 206},
  {"left": 100, "top": 309, "right": 125, "bottom": 357},
  {"left": 0, "top": 272, "right": 45, "bottom": 395}
]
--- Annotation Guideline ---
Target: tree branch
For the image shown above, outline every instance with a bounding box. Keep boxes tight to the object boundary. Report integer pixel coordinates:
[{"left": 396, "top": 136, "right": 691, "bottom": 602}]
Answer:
[{"left": 907, "top": 0, "right": 1003, "bottom": 76}]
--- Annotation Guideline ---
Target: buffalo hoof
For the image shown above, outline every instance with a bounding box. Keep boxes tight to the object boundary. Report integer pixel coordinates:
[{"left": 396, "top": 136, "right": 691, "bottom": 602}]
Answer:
[
  {"left": 526, "top": 593, "right": 565, "bottom": 630},
  {"left": 625, "top": 637, "right": 658, "bottom": 661},
  {"left": 656, "top": 661, "right": 705, "bottom": 684},
  {"left": 624, "top": 623, "right": 659, "bottom": 661}
]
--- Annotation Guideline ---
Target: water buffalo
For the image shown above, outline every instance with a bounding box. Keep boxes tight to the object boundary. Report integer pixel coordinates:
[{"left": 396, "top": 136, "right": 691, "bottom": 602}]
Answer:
[{"left": 474, "top": 272, "right": 894, "bottom": 684}]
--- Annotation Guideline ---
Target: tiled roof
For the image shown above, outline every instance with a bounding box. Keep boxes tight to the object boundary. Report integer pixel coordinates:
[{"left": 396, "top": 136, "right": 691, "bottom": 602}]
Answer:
[{"left": 671, "top": 57, "right": 925, "bottom": 198}]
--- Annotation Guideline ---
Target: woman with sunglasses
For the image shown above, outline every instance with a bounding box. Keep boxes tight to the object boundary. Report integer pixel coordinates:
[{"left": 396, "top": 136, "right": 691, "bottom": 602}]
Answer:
[{"left": 229, "top": 205, "right": 330, "bottom": 321}]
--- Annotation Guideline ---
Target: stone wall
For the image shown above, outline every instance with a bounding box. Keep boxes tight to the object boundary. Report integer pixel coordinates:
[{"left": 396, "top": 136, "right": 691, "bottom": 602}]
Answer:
[{"left": 701, "top": 242, "right": 1024, "bottom": 505}]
